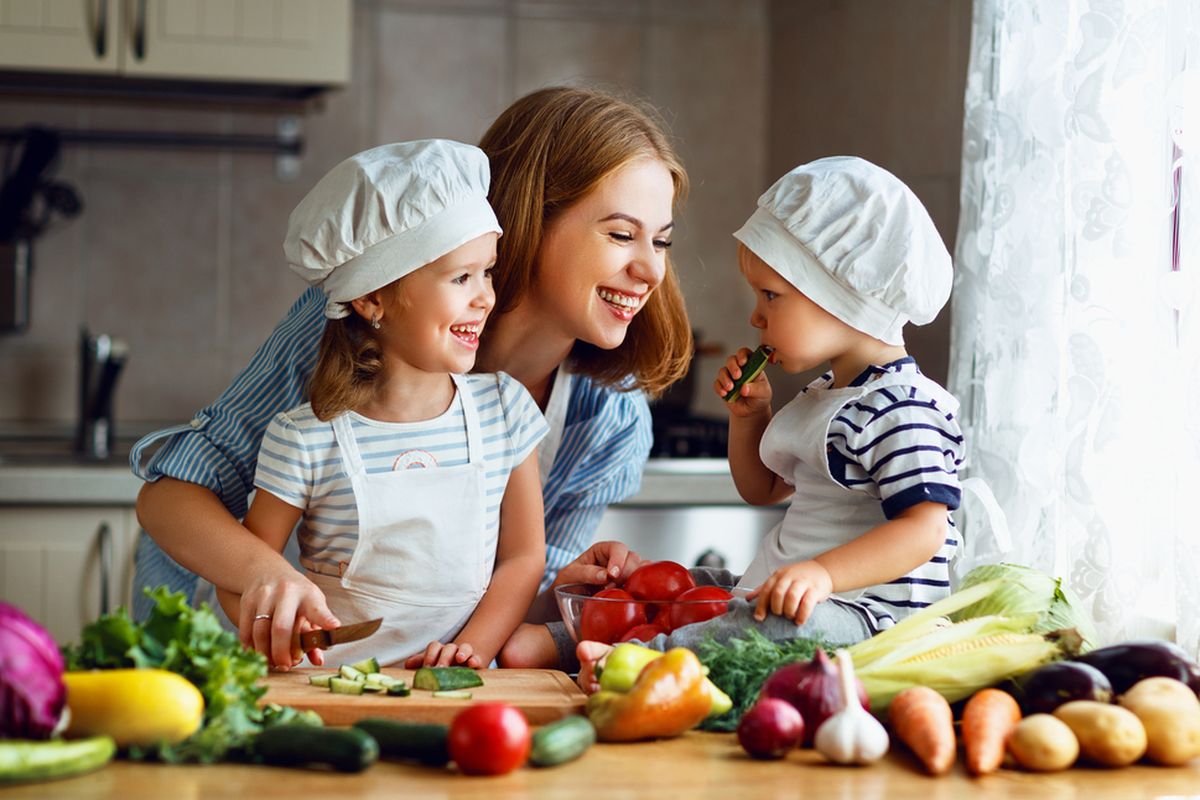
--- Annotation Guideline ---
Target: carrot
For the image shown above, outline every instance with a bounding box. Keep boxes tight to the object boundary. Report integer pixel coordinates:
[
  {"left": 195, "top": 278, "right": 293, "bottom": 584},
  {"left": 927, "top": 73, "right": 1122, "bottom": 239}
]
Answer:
[
  {"left": 889, "top": 686, "right": 956, "bottom": 775},
  {"left": 962, "top": 688, "right": 1022, "bottom": 776}
]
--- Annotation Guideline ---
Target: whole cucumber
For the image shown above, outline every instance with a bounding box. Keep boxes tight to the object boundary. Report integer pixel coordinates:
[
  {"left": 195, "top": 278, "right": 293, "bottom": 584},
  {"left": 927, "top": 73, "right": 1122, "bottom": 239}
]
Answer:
[
  {"left": 0, "top": 736, "right": 116, "bottom": 785},
  {"left": 352, "top": 718, "right": 450, "bottom": 766},
  {"left": 253, "top": 724, "right": 378, "bottom": 773},
  {"left": 529, "top": 715, "right": 596, "bottom": 767}
]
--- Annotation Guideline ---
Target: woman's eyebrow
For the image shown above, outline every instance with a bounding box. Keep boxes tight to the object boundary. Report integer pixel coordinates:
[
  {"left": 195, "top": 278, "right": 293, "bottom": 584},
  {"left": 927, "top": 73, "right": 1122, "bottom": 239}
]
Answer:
[{"left": 599, "top": 212, "right": 675, "bottom": 233}]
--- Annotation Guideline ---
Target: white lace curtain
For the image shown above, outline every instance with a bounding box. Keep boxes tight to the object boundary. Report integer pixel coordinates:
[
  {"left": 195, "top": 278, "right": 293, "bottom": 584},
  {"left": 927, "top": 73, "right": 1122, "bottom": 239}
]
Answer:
[{"left": 950, "top": 0, "right": 1200, "bottom": 658}]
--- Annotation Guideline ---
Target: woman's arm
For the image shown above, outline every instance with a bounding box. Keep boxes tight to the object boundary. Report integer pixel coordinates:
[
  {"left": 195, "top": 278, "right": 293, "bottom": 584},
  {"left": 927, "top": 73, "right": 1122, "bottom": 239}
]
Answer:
[{"left": 414, "top": 453, "right": 545, "bottom": 667}]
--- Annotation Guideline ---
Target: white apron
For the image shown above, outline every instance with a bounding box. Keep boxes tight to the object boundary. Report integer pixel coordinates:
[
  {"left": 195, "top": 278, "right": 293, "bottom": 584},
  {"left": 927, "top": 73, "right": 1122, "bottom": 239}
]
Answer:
[
  {"left": 737, "top": 369, "right": 964, "bottom": 600},
  {"left": 308, "top": 373, "right": 490, "bottom": 666},
  {"left": 537, "top": 368, "right": 572, "bottom": 485}
]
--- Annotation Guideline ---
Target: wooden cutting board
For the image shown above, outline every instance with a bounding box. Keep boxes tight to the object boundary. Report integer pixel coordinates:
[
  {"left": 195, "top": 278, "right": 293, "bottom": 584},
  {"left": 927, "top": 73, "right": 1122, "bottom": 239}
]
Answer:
[{"left": 259, "top": 668, "right": 586, "bottom": 725}]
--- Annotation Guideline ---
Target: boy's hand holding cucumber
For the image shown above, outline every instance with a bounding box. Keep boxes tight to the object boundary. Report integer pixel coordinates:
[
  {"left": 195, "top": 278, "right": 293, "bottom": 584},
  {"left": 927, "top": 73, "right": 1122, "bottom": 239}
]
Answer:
[{"left": 715, "top": 346, "right": 773, "bottom": 416}]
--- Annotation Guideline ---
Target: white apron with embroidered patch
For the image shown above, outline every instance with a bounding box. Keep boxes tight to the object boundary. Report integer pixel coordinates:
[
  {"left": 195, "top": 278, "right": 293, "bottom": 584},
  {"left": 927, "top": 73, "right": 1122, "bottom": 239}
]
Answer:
[{"left": 307, "top": 373, "right": 490, "bottom": 667}]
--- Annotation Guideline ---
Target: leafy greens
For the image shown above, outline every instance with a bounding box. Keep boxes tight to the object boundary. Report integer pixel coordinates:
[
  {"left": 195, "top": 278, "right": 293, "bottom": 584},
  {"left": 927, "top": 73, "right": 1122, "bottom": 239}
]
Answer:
[{"left": 62, "top": 587, "right": 319, "bottom": 763}]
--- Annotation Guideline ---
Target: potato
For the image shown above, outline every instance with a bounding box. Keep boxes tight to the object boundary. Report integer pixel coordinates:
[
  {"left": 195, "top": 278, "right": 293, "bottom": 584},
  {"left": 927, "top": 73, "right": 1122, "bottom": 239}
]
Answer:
[
  {"left": 1118, "top": 677, "right": 1200, "bottom": 766},
  {"left": 1007, "top": 714, "right": 1079, "bottom": 772},
  {"left": 1053, "top": 700, "right": 1147, "bottom": 767}
]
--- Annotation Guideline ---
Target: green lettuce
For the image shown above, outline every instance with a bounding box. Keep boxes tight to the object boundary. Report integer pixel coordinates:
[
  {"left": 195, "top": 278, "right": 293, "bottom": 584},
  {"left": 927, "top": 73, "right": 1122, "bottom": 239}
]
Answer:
[
  {"left": 62, "top": 587, "right": 320, "bottom": 763},
  {"left": 948, "top": 563, "right": 1100, "bottom": 651}
]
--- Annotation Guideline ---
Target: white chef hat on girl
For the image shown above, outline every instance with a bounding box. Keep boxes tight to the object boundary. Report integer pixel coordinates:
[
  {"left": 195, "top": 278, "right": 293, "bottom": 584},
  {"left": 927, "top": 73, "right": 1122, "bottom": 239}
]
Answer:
[
  {"left": 732, "top": 156, "right": 951, "bottom": 346},
  {"left": 284, "top": 139, "right": 502, "bottom": 320}
]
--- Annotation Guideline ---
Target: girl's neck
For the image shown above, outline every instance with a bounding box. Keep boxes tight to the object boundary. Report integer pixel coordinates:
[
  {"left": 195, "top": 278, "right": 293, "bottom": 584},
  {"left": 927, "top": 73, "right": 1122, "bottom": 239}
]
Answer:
[
  {"left": 478, "top": 302, "right": 573, "bottom": 410},
  {"left": 355, "top": 359, "right": 456, "bottom": 423},
  {"left": 828, "top": 341, "right": 910, "bottom": 388}
]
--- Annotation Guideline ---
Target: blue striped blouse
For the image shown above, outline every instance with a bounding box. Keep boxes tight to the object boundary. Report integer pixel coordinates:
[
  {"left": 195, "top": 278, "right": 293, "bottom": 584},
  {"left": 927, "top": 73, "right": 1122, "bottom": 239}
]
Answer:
[{"left": 131, "top": 286, "right": 652, "bottom": 593}]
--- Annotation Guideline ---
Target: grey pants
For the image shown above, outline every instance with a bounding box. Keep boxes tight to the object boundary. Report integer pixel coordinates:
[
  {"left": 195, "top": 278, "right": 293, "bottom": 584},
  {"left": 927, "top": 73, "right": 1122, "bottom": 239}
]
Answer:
[{"left": 549, "top": 567, "right": 876, "bottom": 672}]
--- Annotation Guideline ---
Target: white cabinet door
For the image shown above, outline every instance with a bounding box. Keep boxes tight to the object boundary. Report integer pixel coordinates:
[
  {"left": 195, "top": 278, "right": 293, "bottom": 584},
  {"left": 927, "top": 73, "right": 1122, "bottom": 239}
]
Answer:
[
  {"left": 0, "top": 506, "right": 137, "bottom": 646},
  {"left": 0, "top": 0, "right": 121, "bottom": 73},
  {"left": 121, "top": 0, "right": 350, "bottom": 84}
]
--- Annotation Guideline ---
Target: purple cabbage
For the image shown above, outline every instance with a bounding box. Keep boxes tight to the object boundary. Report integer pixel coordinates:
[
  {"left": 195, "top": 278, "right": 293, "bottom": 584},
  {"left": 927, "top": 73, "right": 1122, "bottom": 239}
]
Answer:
[{"left": 0, "top": 602, "right": 66, "bottom": 739}]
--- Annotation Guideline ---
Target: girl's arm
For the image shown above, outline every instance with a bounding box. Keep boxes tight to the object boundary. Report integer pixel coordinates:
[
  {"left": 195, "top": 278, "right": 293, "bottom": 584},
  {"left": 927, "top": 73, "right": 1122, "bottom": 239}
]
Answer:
[{"left": 421, "top": 453, "right": 545, "bottom": 667}]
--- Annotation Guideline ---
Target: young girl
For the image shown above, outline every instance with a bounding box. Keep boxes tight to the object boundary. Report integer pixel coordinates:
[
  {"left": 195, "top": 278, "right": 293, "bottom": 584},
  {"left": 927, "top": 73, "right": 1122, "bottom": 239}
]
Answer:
[
  {"left": 574, "top": 157, "right": 965, "bottom": 689},
  {"left": 217, "top": 140, "right": 548, "bottom": 670}
]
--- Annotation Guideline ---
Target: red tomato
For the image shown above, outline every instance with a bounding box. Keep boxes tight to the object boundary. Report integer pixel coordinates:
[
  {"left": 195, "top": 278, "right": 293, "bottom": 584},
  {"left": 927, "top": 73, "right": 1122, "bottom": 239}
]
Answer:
[
  {"left": 448, "top": 703, "right": 531, "bottom": 775},
  {"left": 618, "top": 622, "right": 668, "bottom": 643},
  {"left": 622, "top": 561, "right": 696, "bottom": 602},
  {"left": 666, "top": 585, "right": 734, "bottom": 631},
  {"left": 579, "top": 588, "right": 648, "bottom": 644}
]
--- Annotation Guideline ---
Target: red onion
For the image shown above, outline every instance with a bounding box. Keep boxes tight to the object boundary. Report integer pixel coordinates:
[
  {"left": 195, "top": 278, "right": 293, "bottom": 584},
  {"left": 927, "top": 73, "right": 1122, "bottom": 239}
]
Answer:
[
  {"left": 737, "top": 698, "right": 803, "bottom": 759},
  {"left": 761, "top": 648, "right": 869, "bottom": 746}
]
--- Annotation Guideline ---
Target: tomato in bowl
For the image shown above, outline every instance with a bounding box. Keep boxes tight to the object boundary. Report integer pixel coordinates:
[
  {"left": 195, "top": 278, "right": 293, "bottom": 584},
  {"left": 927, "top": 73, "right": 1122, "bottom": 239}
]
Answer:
[{"left": 556, "top": 580, "right": 736, "bottom": 645}]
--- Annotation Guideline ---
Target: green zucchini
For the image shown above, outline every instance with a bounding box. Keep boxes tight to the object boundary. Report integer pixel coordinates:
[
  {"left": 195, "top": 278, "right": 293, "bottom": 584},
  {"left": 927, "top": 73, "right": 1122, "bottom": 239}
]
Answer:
[
  {"left": 253, "top": 724, "right": 378, "bottom": 773},
  {"left": 723, "top": 345, "right": 773, "bottom": 402},
  {"left": 349, "top": 657, "right": 381, "bottom": 675},
  {"left": 330, "top": 677, "right": 365, "bottom": 695},
  {"left": 352, "top": 718, "right": 450, "bottom": 766},
  {"left": 431, "top": 689, "right": 472, "bottom": 699},
  {"left": 0, "top": 736, "right": 116, "bottom": 785},
  {"left": 529, "top": 715, "right": 596, "bottom": 767},
  {"left": 412, "top": 666, "right": 483, "bottom": 691}
]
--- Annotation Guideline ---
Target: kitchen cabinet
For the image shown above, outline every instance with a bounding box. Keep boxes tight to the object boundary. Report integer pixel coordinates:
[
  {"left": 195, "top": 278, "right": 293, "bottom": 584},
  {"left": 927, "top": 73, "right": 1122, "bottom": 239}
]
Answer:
[
  {"left": 0, "top": 506, "right": 138, "bottom": 645},
  {"left": 0, "top": 0, "right": 350, "bottom": 86}
]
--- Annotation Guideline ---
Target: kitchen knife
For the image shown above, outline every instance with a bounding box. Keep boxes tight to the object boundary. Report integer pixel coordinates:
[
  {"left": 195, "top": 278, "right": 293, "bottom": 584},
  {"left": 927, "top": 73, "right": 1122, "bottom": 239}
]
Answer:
[{"left": 294, "top": 618, "right": 383, "bottom": 651}]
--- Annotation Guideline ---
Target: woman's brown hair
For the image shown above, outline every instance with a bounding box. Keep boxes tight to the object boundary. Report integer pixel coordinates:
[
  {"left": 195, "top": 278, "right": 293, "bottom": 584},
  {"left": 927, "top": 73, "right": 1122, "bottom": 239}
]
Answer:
[{"left": 479, "top": 86, "right": 692, "bottom": 398}]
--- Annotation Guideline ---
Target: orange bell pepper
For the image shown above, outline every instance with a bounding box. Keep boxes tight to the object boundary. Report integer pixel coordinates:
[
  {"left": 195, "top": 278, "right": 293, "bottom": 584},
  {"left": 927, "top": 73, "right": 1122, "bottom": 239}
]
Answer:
[{"left": 585, "top": 647, "right": 712, "bottom": 742}]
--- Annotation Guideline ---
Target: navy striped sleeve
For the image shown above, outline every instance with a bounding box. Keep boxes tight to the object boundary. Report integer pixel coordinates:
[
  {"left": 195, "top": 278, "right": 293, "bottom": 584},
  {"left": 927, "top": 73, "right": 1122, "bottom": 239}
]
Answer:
[
  {"left": 828, "top": 382, "right": 964, "bottom": 519},
  {"left": 134, "top": 287, "right": 325, "bottom": 518}
]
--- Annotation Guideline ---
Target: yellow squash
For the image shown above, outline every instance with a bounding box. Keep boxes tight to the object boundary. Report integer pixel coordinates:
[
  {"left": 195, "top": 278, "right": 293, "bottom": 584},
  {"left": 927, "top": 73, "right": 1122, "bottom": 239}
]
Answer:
[{"left": 63, "top": 669, "right": 204, "bottom": 747}]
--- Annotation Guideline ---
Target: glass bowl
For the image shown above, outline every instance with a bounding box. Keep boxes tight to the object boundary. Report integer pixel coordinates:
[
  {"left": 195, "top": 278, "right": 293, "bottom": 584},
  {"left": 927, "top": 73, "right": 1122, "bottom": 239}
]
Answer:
[{"left": 554, "top": 582, "right": 736, "bottom": 645}]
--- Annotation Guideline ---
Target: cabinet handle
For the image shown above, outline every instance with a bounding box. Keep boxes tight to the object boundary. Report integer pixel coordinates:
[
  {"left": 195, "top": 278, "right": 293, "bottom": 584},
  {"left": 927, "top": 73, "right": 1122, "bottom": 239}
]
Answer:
[
  {"left": 132, "top": 0, "right": 147, "bottom": 61},
  {"left": 97, "top": 522, "right": 112, "bottom": 616},
  {"left": 93, "top": 0, "right": 108, "bottom": 58}
]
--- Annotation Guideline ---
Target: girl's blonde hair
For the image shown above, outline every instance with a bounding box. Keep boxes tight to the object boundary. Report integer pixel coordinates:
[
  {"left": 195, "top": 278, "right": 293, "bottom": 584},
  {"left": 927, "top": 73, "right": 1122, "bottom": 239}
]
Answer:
[
  {"left": 479, "top": 86, "right": 692, "bottom": 398},
  {"left": 308, "top": 281, "right": 406, "bottom": 420},
  {"left": 309, "top": 86, "right": 693, "bottom": 417}
]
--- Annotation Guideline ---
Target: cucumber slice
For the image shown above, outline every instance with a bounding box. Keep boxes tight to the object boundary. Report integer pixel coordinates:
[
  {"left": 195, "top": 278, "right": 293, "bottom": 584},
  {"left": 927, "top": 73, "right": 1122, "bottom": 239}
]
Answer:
[
  {"left": 413, "top": 666, "right": 484, "bottom": 692},
  {"left": 723, "top": 345, "right": 773, "bottom": 402},
  {"left": 308, "top": 674, "right": 335, "bottom": 687},
  {"left": 330, "top": 677, "right": 365, "bottom": 695},
  {"left": 339, "top": 665, "right": 365, "bottom": 682},
  {"left": 349, "top": 657, "right": 381, "bottom": 675},
  {"left": 387, "top": 682, "right": 411, "bottom": 697},
  {"left": 361, "top": 683, "right": 385, "bottom": 693},
  {"left": 431, "top": 689, "right": 473, "bottom": 699},
  {"left": 363, "top": 673, "right": 395, "bottom": 687}
]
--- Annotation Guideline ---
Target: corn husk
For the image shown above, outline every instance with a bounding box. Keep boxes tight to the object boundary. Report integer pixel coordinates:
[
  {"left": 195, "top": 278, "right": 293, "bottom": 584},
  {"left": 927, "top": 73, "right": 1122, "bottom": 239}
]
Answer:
[
  {"left": 845, "top": 580, "right": 1068, "bottom": 714},
  {"left": 947, "top": 563, "right": 1100, "bottom": 651}
]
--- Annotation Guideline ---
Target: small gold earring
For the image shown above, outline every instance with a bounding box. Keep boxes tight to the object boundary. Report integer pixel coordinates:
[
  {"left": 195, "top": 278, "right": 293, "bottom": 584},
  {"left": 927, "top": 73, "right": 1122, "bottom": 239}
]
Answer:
[{"left": 370, "top": 314, "right": 381, "bottom": 330}]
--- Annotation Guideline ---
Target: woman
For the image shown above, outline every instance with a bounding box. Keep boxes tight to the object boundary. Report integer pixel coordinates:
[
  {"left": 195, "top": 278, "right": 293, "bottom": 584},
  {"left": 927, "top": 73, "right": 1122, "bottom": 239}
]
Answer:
[{"left": 131, "top": 86, "right": 692, "bottom": 663}]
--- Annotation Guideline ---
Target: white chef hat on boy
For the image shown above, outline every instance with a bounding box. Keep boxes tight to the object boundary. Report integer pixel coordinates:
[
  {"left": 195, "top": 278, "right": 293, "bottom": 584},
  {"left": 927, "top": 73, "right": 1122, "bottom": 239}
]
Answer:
[
  {"left": 732, "top": 156, "right": 951, "bottom": 346},
  {"left": 284, "top": 139, "right": 502, "bottom": 320}
]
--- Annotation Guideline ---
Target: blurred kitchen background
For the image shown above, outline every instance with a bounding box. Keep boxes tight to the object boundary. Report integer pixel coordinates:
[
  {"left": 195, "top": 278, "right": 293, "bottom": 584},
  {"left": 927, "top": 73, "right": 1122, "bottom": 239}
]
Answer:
[
  {"left": 0, "top": 0, "right": 970, "bottom": 638},
  {"left": 0, "top": 0, "right": 969, "bottom": 435}
]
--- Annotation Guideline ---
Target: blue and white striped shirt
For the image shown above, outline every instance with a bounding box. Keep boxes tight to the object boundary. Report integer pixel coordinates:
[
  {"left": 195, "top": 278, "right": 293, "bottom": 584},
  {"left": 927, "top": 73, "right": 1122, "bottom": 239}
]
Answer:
[
  {"left": 821, "top": 357, "right": 962, "bottom": 622},
  {"left": 257, "top": 373, "right": 547, "bottom": 577},
  {"left": 132, "top": 286, "right": 652, "bottom": 592}
]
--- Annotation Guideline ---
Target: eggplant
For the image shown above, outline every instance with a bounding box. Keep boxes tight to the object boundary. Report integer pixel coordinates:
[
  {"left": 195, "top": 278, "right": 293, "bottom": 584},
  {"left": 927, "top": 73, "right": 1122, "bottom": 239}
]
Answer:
[
  {"left": 1073, "top": 639, "right": 1200, "bottom": 695},
  {"left": 1016, "top": 661, "right": 1113, "bottom": 715}
]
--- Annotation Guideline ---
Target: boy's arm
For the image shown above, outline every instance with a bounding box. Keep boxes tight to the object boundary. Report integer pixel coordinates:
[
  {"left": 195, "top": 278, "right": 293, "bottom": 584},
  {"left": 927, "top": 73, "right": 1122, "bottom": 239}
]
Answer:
[
  {"left": 813, "top": 501, "right": 948, "bottom": 591},
  {"left": 450, "top": 453, "right": 546, "bottom": 665},
  {"left": 750, "top": 502, "right": 948, "bottom": 623}
]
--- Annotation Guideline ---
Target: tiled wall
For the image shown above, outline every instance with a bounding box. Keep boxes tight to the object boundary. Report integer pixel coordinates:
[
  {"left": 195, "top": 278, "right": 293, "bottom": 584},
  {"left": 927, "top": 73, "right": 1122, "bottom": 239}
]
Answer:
[{"left": 0, "top": 0, "right": 969, "bottom": 432}]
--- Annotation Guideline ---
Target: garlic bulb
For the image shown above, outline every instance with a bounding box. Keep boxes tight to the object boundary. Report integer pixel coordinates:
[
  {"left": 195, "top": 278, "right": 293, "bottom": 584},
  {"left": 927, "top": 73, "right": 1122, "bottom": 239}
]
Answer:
[{"left": 813, "top": 649, "right": 889, "bottom": 765}]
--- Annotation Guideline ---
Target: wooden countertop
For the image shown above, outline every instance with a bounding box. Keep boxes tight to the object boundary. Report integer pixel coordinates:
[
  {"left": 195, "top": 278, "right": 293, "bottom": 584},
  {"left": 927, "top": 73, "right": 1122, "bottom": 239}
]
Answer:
[{"left": 6, "top": 731, "right": 1199, "bottom": 799}]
